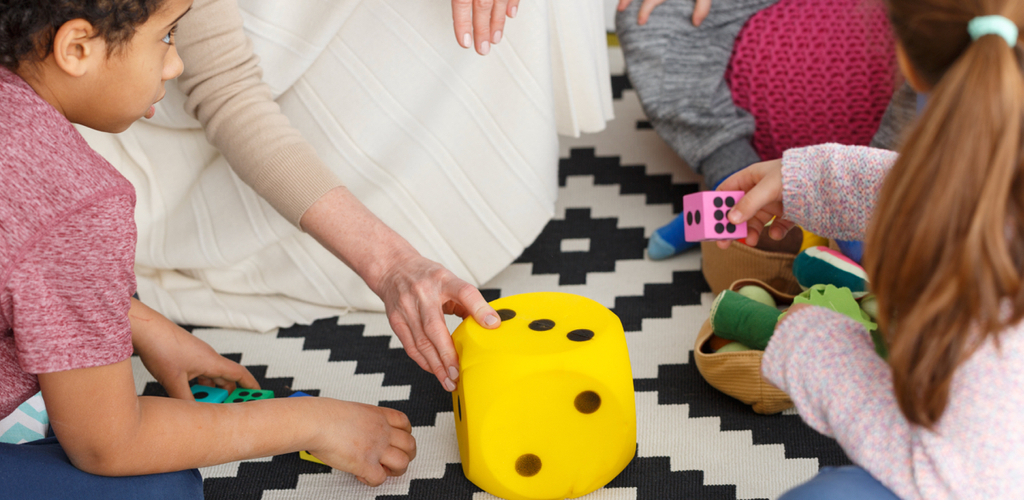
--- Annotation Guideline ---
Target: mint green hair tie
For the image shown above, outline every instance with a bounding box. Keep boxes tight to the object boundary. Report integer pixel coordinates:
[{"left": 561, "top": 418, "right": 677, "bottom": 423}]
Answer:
[{"left": 968, "top": 15, "right": 1019, "bottom": 47}]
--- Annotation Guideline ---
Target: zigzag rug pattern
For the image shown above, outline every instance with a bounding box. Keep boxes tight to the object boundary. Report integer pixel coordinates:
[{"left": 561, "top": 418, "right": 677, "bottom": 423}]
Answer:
[{"left": 134, "top": 49, "right": 851, "bottom": 499}]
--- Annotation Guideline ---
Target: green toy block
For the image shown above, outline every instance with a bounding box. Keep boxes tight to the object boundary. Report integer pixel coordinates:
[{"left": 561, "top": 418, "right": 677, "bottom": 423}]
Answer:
[{"left": 225, "top": 388, "right": 275, "bottom": 403}]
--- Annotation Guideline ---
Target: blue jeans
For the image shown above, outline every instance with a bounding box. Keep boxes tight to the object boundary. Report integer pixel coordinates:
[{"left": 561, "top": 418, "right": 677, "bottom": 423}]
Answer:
[
  {"left": 780, "top": 466, "right": 901, "bottom": 500},
  {"left": 0, "top": 437, "right": 203, "bottom": 499}
]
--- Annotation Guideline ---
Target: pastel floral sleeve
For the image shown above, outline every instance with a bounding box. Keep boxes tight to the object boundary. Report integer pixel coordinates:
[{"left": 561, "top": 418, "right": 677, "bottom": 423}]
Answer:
[
  {"left": 781, "top": 143, "right": 897, "bottom": 241},
  {"left": 762, "top": 307, "right": 919, "bottom": 499}
]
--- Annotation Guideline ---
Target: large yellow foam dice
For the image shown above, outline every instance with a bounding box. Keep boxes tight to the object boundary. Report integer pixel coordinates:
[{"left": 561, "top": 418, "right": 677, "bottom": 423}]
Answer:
[{"left": 452, "top": 292, "right": 636, "bottom": 500}]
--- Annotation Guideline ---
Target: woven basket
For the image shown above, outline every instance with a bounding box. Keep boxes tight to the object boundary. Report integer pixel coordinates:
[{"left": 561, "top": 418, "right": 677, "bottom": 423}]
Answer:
[
  {"left": 693, "top": 278, "right": 795, "bottom": 414},
  {"left": 700, "top": 235, "right": 804, "bottom": 297}
]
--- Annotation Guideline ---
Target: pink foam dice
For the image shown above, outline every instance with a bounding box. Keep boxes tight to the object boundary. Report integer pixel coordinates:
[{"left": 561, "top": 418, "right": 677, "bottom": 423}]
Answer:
[{"left": 682, "top": 191, "right": 747, "bottom": 242}]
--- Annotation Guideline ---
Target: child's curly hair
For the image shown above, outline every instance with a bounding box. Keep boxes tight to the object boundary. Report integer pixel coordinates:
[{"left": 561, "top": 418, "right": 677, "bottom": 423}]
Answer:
[{"left": 0, "top": 0, "right": 167, "bottom": 71}]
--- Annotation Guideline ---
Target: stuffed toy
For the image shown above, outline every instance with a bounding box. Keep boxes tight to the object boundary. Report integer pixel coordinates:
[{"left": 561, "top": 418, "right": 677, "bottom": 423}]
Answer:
[
  {"left": 792, "top": 245, "right": 869, "bottom": 294},
  {"left": 710, "top": 284, "right": 887, "bottom": 358}
]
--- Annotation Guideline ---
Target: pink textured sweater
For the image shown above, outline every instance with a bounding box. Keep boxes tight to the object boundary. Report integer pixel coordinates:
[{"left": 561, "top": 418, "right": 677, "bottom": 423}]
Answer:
[
  {"left": 764, "top": 144, "right": 1024, "bottom": 499},
  {"left": 0, "top": 68, "right": 136, "bottom": 419}
]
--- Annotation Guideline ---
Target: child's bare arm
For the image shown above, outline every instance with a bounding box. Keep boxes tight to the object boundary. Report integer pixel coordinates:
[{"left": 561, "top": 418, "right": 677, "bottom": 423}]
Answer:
[
  {"left": 36, "top": 310, "right": 416, "bottom": 485},
  {"left": 38, "top": 362, "right": 415, "bottom": 484}
]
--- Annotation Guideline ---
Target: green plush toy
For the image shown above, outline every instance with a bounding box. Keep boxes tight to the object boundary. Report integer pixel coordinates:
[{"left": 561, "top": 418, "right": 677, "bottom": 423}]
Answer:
[
  {"left": 788, "top": 284, "right": 876, "bottom": 331},
  {"left": 710, "top": 284, "right": 888, "bottom": 358},
  {"left": 710, "top": 290, "right": 781, "bottom": 350}
]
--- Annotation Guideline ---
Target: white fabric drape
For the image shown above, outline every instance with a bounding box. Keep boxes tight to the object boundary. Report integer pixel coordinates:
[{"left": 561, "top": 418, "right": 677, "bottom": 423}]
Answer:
[{"left": 79, "top": 0, "right": 613, "bottom": 332}]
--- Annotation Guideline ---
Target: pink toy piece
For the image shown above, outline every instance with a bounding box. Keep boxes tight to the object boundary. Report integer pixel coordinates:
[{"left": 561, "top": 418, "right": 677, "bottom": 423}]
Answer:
[{"left": 682, "top": 191, "right": 747, "bottom": 242}]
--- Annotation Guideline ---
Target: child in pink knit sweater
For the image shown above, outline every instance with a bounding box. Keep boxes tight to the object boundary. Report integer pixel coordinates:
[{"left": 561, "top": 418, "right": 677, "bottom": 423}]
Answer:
[
  {"left": 718, "top": 1, "right": 1024, "bottom": 498},
  {"left": 0, "top": 0, "right": 414, "bottom": 496}
]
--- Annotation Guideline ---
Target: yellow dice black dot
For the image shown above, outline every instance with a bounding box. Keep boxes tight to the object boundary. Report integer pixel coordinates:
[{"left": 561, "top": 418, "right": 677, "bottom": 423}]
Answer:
[{"left": 452, "top": 292, "right": 636, "bottom": 500}]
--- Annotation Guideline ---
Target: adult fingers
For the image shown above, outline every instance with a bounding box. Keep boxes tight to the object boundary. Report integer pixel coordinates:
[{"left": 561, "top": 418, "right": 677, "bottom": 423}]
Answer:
[
  {"left": 450, "top": 280, "right": 500, "bottom": 329},
  {"left": 452, "top": 0, "right": 473, "bottom": 49},
  {"left": 692, "top": 0, "right": 712, "bottom": 26},
  {"left": 637, "top": 0, "right": 667, "bottom": 25},
  {"left": 394, "top": 306, "right": 450, "bottom": 390},
  {"left": 472, "top": 0, "right": 494, "bottom": 54},
  {"left": 506, "top": 0, "right": 519, "bottom": 18},
  {"left": 390, "top": 315, "right": 432, "bottom": 374},
  {"left": 489, "top": 0, "right": 509, "bottom": 44},
  {"left": 418, "top": 304, "right": 459, "bottom": 391},
  {"left": 617, "top": 0, "right": 633, "bottom": 12}
]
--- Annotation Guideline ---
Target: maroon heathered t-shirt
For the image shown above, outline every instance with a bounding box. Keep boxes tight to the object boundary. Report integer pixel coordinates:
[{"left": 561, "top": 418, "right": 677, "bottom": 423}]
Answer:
[{"left": 0, "top": 67, "right": 136, "bottom": 419}]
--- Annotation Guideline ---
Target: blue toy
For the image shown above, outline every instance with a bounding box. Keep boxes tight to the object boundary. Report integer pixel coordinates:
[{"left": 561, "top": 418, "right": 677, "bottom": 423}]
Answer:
[{"left": 190, "top": 384, "right": 229, "bottom": 404}]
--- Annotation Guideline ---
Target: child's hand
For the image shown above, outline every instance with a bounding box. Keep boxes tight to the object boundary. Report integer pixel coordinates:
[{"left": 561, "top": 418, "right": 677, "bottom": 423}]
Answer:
[
  {"left": 129, "top": 299, "right": 259, "bottom": 400},
  {"left": 715, "top": 159, "right": 796, "bottom": 249},
  {"left": 307, "top": 400, "right": 416, "bottom": 486},
  {"left": 618, "top": 0, "right": 711, "bottom": 27}
]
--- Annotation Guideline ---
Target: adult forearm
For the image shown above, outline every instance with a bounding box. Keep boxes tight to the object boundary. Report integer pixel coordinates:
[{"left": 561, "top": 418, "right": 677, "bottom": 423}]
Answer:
[{"left": 299, "top": 185, "right": 420, "bottom": 295}]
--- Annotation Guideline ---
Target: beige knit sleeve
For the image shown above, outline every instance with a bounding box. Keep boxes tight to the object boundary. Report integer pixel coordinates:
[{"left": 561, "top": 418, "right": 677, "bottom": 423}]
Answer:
[{"left": 174, "top": 0, "right": 343, "bottom": 227}]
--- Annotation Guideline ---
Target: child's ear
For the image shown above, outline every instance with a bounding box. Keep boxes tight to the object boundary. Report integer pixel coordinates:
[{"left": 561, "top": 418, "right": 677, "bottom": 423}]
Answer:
[{"left": 51, "top": 19, "right": 104, "bottom": 77}]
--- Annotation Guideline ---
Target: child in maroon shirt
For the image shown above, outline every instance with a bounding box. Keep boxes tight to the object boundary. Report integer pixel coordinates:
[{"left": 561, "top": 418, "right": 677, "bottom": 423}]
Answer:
[{"left": 0, "top": 1, "right": 415, "bottom": 496}]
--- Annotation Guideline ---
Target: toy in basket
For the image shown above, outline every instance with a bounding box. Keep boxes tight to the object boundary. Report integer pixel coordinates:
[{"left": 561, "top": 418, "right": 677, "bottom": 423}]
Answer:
[
  {"left": 695, "top": 245, "right": 885, "bottom": 414},
  {"left": 694, "top": 279, "right": 796, "bottom": 415}
]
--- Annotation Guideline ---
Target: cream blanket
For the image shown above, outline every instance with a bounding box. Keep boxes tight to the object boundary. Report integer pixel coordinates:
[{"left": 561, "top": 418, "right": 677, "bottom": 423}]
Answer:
[{"left": 79, "top": 0, "right": 612, "bottom": 332}]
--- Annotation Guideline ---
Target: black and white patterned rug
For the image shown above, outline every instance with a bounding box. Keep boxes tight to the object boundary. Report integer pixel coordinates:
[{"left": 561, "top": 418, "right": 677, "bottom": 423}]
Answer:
[{"left": 134, "top": 46, "right": 851, "bottom": 500}]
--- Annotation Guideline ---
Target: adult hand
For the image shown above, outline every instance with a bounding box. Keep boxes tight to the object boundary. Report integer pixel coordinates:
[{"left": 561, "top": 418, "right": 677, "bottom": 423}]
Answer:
[
  {"left": 129, "top": 298, "right": 260, "bottom": 400},
  {"left": 618, "top": 0, "right": 712, "bottom": 26},
  {"left": 452, "top": 0, "right": 519, "bottom": 55},
  {"left": 301, "top": 186, "right": 501, "bottom": 393},
  {"left": 376, "top": 254, "right": 501, "bottom": 392},
  {"left": 715, "top": 159, "right": 797, "bottom": 249}
]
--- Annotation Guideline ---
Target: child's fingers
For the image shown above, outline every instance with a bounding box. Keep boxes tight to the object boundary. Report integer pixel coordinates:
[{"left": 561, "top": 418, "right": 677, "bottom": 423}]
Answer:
[
  {"left": 389, "top": 425, "right": 417, "bottom": 461},
  {"left": 637, "top": 0, "right": 667, "bottom": 25},
  {"left": 384, "top": 407, "right": 413, "bottom": 434},
  {"left": 692, "top": 0, "right": 712, "bottom": 26},
  {"left": 359, "top": 465, "right": 389, "bottom": 487},
  {"left": 768, "top": 218, "right": 798, "bottom": 240},
  {"left": 727, "top": 177, "right": 782, "bottom": 226},
  {"left": 202, "top": 359, "right": 261, "bottom": 392},
  {"left": 163, "top": 376, "right": 196, "bottom": 401},
  {"left": 381, "top": 446, "right": 412, "bottom": 477}
]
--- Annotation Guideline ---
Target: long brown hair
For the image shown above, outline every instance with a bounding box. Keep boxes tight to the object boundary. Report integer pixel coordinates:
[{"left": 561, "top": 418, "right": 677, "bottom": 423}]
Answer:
[{"left": 864, "top": 0, "right": 1024, "bottom": 428}]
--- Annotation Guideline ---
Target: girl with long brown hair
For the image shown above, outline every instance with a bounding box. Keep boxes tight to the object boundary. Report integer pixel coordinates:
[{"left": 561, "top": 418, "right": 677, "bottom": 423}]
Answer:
[{"left": 717, "top": 0, "right": 1024, "bottom": 497}]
